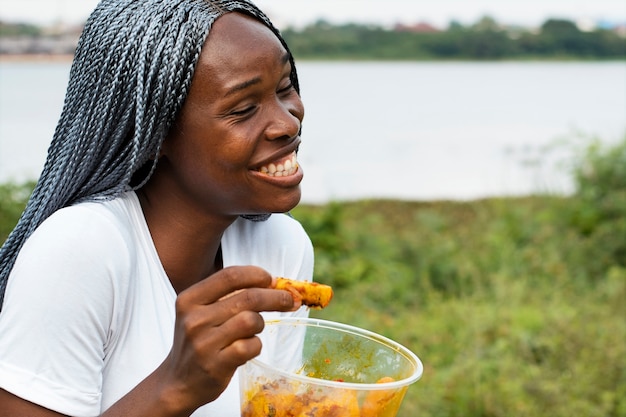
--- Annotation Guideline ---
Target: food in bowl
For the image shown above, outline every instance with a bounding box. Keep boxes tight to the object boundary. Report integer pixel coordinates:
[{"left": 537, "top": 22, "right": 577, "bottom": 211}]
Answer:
[{"left": 241, "top": 376, "right": 401, "bottom": 417}]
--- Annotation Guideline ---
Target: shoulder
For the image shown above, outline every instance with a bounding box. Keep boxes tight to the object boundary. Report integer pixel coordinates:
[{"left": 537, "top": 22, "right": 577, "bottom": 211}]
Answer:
[
  {"left": 26, "top": 192, "right": 140, "bottom": 260},
  {"left": 3, "top": 191, "right": 150, "bottom": 345},
  {"left": 38, "top": 192, "right": 138, "bottom": 239},
  {"left": 10, "top": 193, "right": 145, "bottom": 298}
]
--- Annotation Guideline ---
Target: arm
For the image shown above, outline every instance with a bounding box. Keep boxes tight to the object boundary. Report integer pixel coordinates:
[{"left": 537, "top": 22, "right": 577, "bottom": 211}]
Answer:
[
  {"left": 0, "top": 385, "right": 181, "bottom": 417},
  {"left": 0, "top": 266, "right": 298, "bottom": 417},
  {"left": 0, "top": 390, "right": 67, "bottom": 417}
]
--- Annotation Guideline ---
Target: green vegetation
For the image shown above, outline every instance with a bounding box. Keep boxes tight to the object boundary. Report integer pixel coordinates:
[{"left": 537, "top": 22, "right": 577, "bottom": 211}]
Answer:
[
  {"left": 0, "top": 181, "right": 34, "bottom": 242},
  {"left": 2, "top": 16, "right": 624, "bottom": 60},
  {"left": 0, "top": 22, "right": 42, "bottom": 37},
  {"left": 282, "top": 17, "right": 625, "bottom": 60},
  {"left": 1, "top": 136, "right": 624, "bottom": 416}
]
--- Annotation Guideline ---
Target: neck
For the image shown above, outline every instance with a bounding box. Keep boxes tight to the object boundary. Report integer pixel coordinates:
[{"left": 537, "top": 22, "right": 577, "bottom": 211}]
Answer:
[{"left": 136, "top": 187, "right": 235, "bottom": 294}]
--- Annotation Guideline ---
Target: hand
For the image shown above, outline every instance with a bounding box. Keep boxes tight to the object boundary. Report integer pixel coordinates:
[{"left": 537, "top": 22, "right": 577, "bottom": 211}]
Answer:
[{"left": 155, "top": 265, "right": 298, "bottom": 414}]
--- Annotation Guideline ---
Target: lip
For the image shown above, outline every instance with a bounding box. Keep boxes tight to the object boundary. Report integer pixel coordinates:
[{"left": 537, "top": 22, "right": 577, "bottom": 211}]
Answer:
[
  {"left": 249, "top": 138, "right": 303, "bottom": 186},
  {"left": 250, "top": 138, "right": 301, "bottom": 170},
  {"left": 249, "top": 163, "right": 304, "bottom": 188}
]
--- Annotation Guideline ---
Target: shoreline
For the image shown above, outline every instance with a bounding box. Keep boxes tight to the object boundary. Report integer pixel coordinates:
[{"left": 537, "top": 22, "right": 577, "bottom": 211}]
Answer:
[
  {"left": 0, "top": 54, "right": 74, "bottom": 63},
  {"left": 1, "top": 53, "right": 624, "bottom": 64}
]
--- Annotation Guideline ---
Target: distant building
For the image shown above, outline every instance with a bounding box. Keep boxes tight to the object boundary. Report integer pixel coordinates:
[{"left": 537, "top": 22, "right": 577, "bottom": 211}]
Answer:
[
  {"left": 0, "top": 21, "right": 82, "bottom": 56},
  {"left": 393, "top": 22, "right": 441, "bottom": 33},
  {"left": 0, "top": 34, "right": 79, "bottom": 55}
]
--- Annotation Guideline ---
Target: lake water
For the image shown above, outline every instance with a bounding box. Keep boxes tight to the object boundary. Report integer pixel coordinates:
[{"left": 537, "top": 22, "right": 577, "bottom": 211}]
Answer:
[{"left": 1, "top": 61, "right": 624, "bottom": 203}]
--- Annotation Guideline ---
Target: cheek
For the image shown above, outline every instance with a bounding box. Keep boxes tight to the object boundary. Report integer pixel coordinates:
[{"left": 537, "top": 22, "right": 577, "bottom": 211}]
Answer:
[
  {"left": 185, "top": 138, "right": 253, "bottom": 181},
  {"left": 288, "top": 96, "right": 305, "bottom": 123},
  {"left": 295, "top": 97, "right": 305, "bottom": 120},
  {"left": 163, "top": 133, "right": 216, "bottom": 184},
  {"left": 166, "top": 114, "right": 257, "bottom": 178}
]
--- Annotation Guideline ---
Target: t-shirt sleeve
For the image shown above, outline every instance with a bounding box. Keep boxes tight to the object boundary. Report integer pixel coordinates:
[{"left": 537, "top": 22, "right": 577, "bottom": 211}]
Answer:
[{"left": 0, "top": 206, "right": 131, "bottom": 416}]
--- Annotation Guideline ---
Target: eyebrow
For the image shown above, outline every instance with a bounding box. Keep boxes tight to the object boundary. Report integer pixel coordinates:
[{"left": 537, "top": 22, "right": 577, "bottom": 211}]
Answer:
[
  {"left": 224, "top": 77, "right": 261, "bottom": 97},
  {"left": 223, "top": 52, "right": 291, "bottom": 97}
]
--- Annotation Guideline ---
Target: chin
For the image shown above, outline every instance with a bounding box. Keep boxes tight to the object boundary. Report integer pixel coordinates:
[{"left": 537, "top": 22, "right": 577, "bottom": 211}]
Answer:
[
  {"left": 281, "top": 189, "right": 302, "bottom": 211},
  {"left": 258, "top": 188, "right": 302, "bottom": 215}
]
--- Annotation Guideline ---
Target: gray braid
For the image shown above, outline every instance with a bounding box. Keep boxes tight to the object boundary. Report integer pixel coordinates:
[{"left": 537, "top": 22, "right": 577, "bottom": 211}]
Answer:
[{"left": 0, "top": 0, "right": 300, "bottom": 308}]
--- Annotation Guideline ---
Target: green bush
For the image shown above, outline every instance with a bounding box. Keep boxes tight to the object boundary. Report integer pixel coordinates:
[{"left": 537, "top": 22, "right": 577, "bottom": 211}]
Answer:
[
  {"left": 568, "top": 138, "right": 626, "bottom": 269},
  {"left": 0, "top": 181, "right": 34, "bottom": 243}
]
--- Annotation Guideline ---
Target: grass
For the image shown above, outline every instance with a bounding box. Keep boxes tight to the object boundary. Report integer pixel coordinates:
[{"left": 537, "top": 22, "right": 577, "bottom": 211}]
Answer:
[{"left": 1, "top": 136, "right": 625, "bottom": 416}]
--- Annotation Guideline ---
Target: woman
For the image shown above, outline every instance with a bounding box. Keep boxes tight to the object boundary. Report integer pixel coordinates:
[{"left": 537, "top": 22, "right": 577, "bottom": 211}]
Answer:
[{"left": 0, "top": 0, "right": 313, "bottom": 416}]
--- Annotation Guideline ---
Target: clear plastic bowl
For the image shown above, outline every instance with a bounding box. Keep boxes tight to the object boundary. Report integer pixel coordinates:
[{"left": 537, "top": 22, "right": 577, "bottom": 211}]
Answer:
[{"left": 240, "top": 317, "right": 423, "bottom": 417}]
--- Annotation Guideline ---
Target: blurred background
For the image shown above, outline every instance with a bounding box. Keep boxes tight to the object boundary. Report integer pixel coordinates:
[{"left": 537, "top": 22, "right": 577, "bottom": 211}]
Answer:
[
  {"left": 1, "top": 1, "right": 625, "bottom": 416},
  {"left": 0, "top": 0, "right": 624, "bottom": 202}
]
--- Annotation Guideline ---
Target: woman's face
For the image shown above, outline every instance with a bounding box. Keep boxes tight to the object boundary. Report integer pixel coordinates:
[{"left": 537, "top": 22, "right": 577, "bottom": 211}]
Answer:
[{"left": 159, "top": 12, "right": 305, "bottom": 218}]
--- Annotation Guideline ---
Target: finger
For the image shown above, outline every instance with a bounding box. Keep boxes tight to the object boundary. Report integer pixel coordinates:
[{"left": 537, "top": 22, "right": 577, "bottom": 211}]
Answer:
[
  {"left": 219, "top": 310, "right": 265, "bottom": 353},
  {"left": 218, "top": 335, "right": 263, "bottom": 370},
  {"left": 270, "top": 276, "right": 303, "bottom": 310},
  {"left": 179, "top": 265, "right": 272, "bottom": 306},
  {"left": 206, "top": 287, "right": 297, "bottom": 326},
  {"left": 193, "top": 311, "right": 266, "bottom": 371},
  {"left": 177, "top": 286, "right": 297, "bottom": 344},
  {"left": 213, "top": 310, "right": 280, "bottom": 369}
]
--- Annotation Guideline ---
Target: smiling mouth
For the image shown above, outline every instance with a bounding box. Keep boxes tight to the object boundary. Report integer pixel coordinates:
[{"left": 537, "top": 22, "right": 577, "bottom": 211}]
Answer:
[{"left": 257, "top": 152, "right": 299, "bottom": 177}]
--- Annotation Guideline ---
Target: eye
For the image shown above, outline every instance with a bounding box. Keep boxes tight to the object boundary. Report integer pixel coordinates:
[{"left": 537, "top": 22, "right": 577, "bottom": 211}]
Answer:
[
  {"left": 230, "top": 105, "right": 256, "bottom": 117},
  {"left": 277, "top": 80, "right": 295, "bottom": 95}
]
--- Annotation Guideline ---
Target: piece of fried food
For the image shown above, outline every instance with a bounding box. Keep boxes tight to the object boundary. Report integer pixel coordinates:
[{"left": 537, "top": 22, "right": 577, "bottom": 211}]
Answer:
[{"left": 274, "top": 277, "right": 333, "bottom": 309}]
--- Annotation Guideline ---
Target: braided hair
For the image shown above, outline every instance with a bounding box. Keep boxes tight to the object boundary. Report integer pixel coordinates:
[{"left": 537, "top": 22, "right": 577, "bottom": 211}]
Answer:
[{"left": 0, "top": 0, "right": 300, "bottom": 308}]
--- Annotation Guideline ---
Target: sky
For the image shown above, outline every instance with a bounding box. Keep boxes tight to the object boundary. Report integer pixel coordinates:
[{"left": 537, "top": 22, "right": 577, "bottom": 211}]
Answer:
[{"left": 0, "top": 0, "right": 625, "bottom": 28}]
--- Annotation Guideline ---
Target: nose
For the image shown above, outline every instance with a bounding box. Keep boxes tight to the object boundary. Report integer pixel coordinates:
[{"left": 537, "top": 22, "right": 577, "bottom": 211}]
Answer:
[{"left": 265, "top": 96, "right": 304, "bottom": 141}]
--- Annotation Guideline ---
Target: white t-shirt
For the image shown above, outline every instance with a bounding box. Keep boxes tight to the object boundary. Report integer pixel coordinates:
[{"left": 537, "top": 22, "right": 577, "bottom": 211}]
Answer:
[{"left": 0, "top": 191, "right": 313, "bottom": 416}]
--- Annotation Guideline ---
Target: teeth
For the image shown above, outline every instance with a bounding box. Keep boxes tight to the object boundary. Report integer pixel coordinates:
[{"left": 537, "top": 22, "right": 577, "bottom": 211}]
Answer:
[{"left": 258, "top": 153, "right": 298, "bottom": 177}]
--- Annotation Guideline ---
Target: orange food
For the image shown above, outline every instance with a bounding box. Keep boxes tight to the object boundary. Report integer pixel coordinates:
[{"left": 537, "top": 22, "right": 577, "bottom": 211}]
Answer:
[
  {"left": 360, "top": 377, "right": 397, "bottom": 417},
  {"left": 241, "top": 377, "right": 359, "bottom": 417},
  {"left": 274, "top": 277, "right": 333, "bottom": 309},
  {"left": 241, "top": 376, "right": 400, "bottom": 417}
]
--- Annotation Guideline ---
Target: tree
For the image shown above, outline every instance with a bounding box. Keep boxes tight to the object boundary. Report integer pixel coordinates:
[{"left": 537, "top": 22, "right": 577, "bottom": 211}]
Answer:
[{"left": 540, "top": 19, "right": 580, "bottom": 36}]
